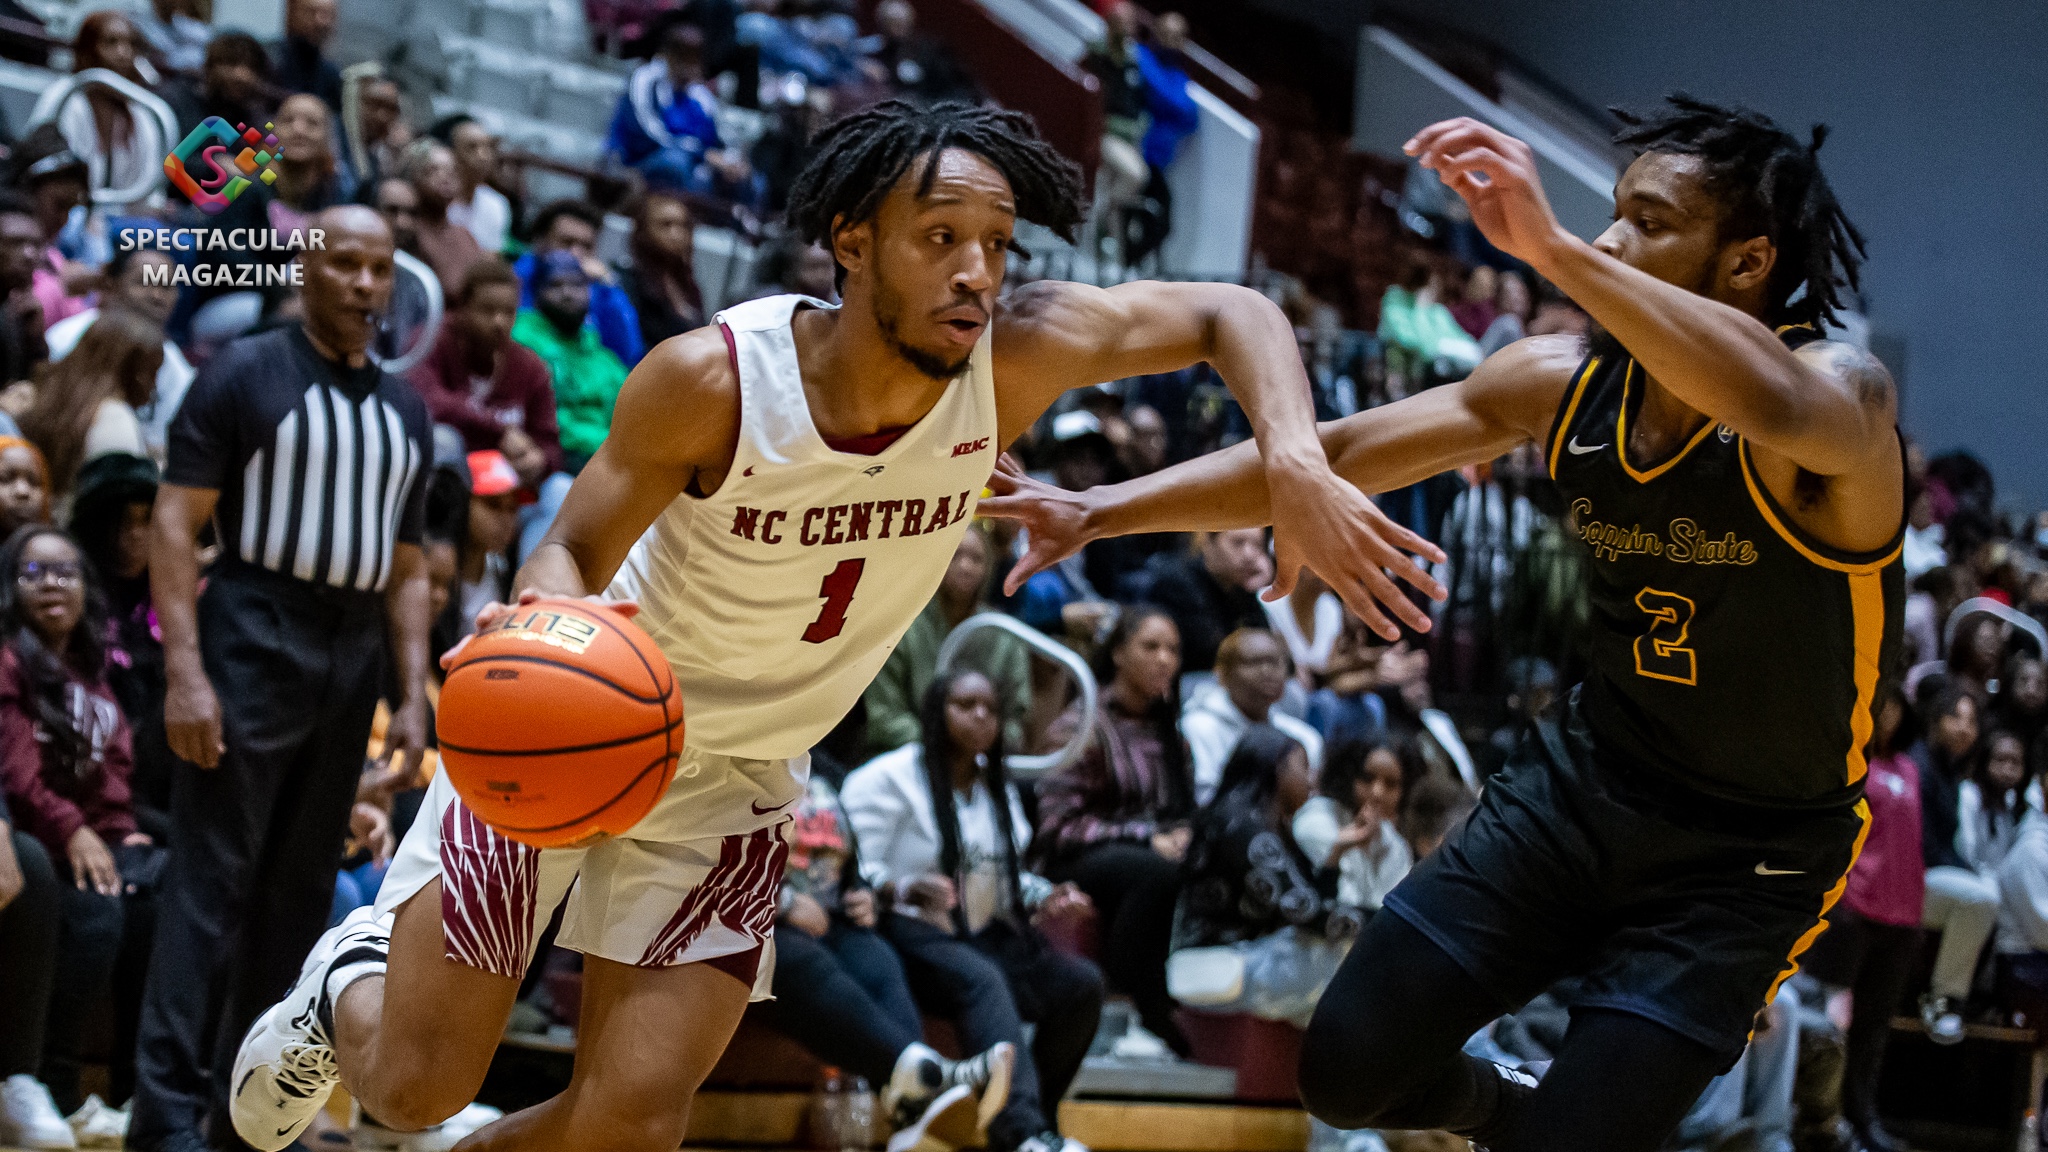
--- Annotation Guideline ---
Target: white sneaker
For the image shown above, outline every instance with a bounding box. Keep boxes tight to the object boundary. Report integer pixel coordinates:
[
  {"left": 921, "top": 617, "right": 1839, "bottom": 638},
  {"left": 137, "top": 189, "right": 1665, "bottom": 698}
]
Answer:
[
  {"left": 231, "top": 906, "right": 392, "bottom": 1151},
  {"left": 1920, "top": 994, "right": 1966, "bottom": 1046},
  {"left": 354, "top": 1102, "right": 505, "bottom": 1151},
  {"left": 886, "top": 1085, "right": 979, "bottom": 1152},
  {"left": 0, "top": 1075, "right": 78, "bottom": 1149},
  {"left": 64, "top": 1094, "right": 127, "bottom": 1149}
]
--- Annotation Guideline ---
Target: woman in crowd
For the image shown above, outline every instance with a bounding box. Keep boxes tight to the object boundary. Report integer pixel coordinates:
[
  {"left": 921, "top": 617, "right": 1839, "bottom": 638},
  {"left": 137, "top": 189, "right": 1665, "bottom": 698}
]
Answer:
[
  {"left": 755, "top": 767, "right": 1016, "bottom": 1146},
  {"left": 618, "top": 188, "right": 705, "bottom": 350},
  {"left": 62, "top": 13, "right": 158, "bottom": 203},
  {"left": 1033, "top": 605, "right": 1196, "bottom": 1054},
  {"left": 1944, "top": 613, "right": 2006, "bottom": 701},
  {"left": 20, "top": 309, "right": 161, "bottom": 502},
  {"left": 0, "top": 525, "right": 147, "bottom": 1115},
  {"left": 1915, "top": 682, "right": 1995, "bottom": 1043},
  {"left": 1957, "top": 726, "right": 2036, "bottom": 879},
  {"left": 1292, "top": 735, "right": 1425, "bottom": 914},
  {"left": 0, "top": 438, "right": 50, "bottom": 540},
  {"left": 1802, "top": 684, "right": 1924, "bottom": 1152},
  {"left": 1169, "top": 725, "right": 1357, "bottom": 1027},
  {"left": 844, "top": 669, "right": 1104, "bottom": 1152},
  {"left": 1993, "top": 652, "right": 2046, "bottom": 751},
  {"left": 265, "top": 94, "right": 347, "bottom": 234}
]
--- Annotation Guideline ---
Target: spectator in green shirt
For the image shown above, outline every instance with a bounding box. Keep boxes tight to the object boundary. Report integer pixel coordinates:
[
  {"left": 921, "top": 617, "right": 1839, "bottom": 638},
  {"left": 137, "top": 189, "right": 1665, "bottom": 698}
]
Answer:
[
  {"left": 507, "top": 250, "right": 629, "bottom": 561},
  {"left": 511, "top": 250, "right": 628, "bottom": 471}
]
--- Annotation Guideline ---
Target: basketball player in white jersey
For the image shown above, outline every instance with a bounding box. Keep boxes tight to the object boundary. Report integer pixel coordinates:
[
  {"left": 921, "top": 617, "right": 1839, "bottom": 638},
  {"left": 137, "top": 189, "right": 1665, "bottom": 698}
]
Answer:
[{"left": 230, "top": 101, "right": 1445, "bottom": 1152}]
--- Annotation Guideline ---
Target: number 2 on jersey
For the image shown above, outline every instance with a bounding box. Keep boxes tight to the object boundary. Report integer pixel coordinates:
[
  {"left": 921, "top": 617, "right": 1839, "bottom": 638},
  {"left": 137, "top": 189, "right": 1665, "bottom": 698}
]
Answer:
[
  {"left": 1633, "top": 587, "right": 1698, "bottom": 685},
  {"left": 801, "top": 558, "right": 866, "bottom": 643}
]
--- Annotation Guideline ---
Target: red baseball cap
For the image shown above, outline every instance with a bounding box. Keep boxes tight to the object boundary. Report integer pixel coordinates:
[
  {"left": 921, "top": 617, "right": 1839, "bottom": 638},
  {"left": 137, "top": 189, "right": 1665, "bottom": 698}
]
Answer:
[{"left": 468, "top": 449, "right": 521, "bottom": 497}]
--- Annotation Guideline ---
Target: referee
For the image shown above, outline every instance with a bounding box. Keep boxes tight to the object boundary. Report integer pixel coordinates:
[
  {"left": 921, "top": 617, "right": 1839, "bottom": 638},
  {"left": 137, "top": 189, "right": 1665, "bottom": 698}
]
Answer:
[{"left": 132, "top": 206, "right": 433, "bottom": 1152}]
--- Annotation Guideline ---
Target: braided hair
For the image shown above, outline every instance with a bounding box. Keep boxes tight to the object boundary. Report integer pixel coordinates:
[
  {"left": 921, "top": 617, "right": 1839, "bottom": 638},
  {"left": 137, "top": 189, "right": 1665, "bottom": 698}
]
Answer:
[
  {"left": 786, "top": 99, "right": 1086, "bottom": 290},
  {"left": 916, "top": 665, "right": 1022, "bottom": 936},
  {"left": 1611, "top": 93, "right": 1865, "bottom": 329}
]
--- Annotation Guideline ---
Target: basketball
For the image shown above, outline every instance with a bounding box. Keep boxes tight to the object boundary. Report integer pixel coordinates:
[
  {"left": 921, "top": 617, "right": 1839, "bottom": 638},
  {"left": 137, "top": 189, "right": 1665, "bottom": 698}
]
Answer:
[{"left": 438, "top": 598, "right": 683, "bottom": 848}]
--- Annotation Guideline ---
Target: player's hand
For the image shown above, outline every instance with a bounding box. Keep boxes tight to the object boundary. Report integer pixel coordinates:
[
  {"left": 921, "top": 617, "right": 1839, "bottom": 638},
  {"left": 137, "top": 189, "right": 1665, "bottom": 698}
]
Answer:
[
  {"left": 165, "top": 666, "right": 225, "bottom": 769},
  {"left": 980, "top": 455, "right": 1095, "bottom": 595},
  {"left": 1404, "top": 118, "right": 1568, "bottom": 270},
  {"left": 68, "top": 826, "right": 122, "bottom": 896},
  {"left": 442, "top": 590, "right": 642, "bottom": 670},
  {"left": 1265, "top": 464, "right": 1445, "bottom": 641},
  {"left": 842, "top": 887, "right": 878, "bottom": 929},
  {"left": 350, "top": 802, "right": 395, "bottom": 865},
  {"left": 784, "top": 891, "right": 831, "bottom": 937}
]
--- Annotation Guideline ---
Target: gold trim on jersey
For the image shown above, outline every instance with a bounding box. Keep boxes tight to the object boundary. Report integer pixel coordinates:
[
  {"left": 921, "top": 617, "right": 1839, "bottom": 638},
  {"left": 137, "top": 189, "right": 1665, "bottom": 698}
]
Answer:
[
  {"left": 1735, "top": 440, "right": 1903, "bottom": 575},
  {"left": 1758, "top": 798, "right": 1871, "bottom": 1018},
  {"left": 1844, "top": 572, "right": 1885, "bottom": 786},
  {"left": 1547, "top": 357, "right": 1601, "bottom": 481},
  {"left": 1615, "top": 361, "right": 1717, "bottom": 483}
]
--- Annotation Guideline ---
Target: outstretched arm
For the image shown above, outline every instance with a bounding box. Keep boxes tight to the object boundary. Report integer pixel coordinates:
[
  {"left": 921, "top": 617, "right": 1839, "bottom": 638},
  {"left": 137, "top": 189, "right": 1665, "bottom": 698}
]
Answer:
[
  {"left": 1403, "top": 117, "right": 1897, "bottom": 480},
  {"left": 983, "top": 334, "right": 1579, "bottom": 597},
  {"left": 993, "top": 278, "right": 1445, "bottom": 637}
]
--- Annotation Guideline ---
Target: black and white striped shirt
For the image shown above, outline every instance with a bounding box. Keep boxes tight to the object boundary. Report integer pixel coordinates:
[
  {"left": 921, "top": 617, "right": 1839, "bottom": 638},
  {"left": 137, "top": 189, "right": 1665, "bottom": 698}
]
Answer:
[{"left": 166, "top": 326, "right": 430, "bottom": 593}]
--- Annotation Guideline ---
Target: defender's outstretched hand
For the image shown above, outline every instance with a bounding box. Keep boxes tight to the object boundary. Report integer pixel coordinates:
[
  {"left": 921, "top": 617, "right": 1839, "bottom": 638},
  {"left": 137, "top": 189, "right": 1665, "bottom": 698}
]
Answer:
[
  {"left": 1264, "top": 464, "right": 1445, "bottom": 640},
  {"left": 980, "top": 454, "right": 1447, "bottom": 640},
  {"left": 981, "top": 455, "right": 1091, "bottom": 594},
  {"left": 1405, "top": 118, "right": 1568, "bottom": 268}
]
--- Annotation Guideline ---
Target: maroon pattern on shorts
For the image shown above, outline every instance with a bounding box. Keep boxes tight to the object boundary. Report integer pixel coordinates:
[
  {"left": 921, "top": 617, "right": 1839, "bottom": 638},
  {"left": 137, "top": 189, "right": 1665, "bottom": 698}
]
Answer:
[
  {"left": 440, "top": 800, "right": 542, "bottom": 978},
  {"left": 637, "top": 824, "right": 790, "bottom": 967}
]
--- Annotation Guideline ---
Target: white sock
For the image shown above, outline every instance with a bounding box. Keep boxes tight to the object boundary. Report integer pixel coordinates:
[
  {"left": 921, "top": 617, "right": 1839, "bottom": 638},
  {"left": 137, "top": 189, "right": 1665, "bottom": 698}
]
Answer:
[{"left": 889, "top": 1042, "right": 946, "bottom": 1104}]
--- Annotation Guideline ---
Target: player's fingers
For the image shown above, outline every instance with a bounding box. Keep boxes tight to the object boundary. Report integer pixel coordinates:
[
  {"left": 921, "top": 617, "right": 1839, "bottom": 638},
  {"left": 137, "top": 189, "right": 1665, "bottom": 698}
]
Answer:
[
  {"left": 1334, "top": 581, "right": 1400, "bottom": 642},
  {"left": 973, "top": 493, "right": 1030, "bottom": 519},
  {"left": 1001, "top": 547, "right": 1055, "bottom": 596},
  {"left": 1377, "top": 544, "right": 1447, "bottom": 602},
  {"left": 439, "top": 633, "right": 474, "bottom": 670},
  {"left": 603, "top": 598, "right": 641, "bottom": 620},
  {"left": 1439, "top": 146, "right": 1517, "bottom": 186},
  {"left": 1262, "top": 560, "right": 1299, "bottom": 603},
  {"left": 1378, "top": 518, "right": 1447, "bottom": 566},
  {"left": 1368, "top": 567, "right": 1436, "bottom": 634},
  {"left": 1403, "top": 116, "right": 1484, "bottom": 155}
]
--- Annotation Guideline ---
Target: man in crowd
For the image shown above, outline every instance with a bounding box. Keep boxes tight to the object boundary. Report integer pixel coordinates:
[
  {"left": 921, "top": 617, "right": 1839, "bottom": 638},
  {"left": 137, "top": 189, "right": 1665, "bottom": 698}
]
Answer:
[
  {"left": 0, "top": 192, "right": 47, "bottom": 387},
  {"left": 512, "top": 199, "right": 642, "bottom": 367},
  {"left": 372, "top": 174, "right": 441, "bottom": 364},
  {"left": 863, "top": 0, "right": 976, "bottom": 105},
  {"left": 403, "top": 140, "right": 485, "bottom": 295},
  {"left": 272, "top": 0, "right": 341, "bottom": 112},
  {"left": 132, "top": 205, "right": 433, "bottom": 1152},
  {"left": 1181, "top": 627, "right": 1323, "bottom": 804},
  {"left": 606, "top": 21, "right": 758, "bottom": 207},
  {"left": 617, "top": 187, "right": 703, "bottom": 351},
  {"left": 44, "top": 247, "right": 192, "bottom": 455},
  {"left": 409, "top": 258, "right": 561, "bottom": 494},
  {"left": 165, "top": 32, "right": 271, "bottom": 138},
  {"left": 1147, "top": 528, "right": 1271, "bottom": 673},
  {"left": 341, "top": 69, "right": 409, "bottom": 199},
  {"left": 7, "top": 126, "right": 91, "bottom": 332},
  {"left": 434, "top": 113, "right": 512, "bottom": 256},
  {"left": 513, "top": 250, "right": 625, "bottom": 477}
]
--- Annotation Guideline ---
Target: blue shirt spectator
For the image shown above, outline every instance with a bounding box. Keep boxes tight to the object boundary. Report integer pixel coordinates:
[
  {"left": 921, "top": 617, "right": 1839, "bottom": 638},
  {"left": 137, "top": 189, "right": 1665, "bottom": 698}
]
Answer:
[
  {"left": 511, "top": 200, "right": 645, "bottom": 368},
  {"left": 606, "top": 23, "right": 763, "bottom": 209},
  {"left": 1134, "top": 33, "right": 1197, "bottom": 170}
]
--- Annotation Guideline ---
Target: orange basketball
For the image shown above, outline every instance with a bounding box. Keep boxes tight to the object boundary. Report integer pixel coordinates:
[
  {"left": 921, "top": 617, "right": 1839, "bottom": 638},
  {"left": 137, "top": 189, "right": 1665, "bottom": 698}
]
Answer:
[{"left": 438, "top": 598, "right": 683, "bottom": 848}]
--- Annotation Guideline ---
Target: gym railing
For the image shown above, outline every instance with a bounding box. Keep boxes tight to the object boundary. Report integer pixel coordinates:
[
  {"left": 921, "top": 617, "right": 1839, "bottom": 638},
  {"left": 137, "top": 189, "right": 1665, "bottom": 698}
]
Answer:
[
  {"left": 28, "top": 68, "right": 179, "bottom": 207},
  {"left": 1944, "top": 596, "right": 2047, "bottom": 659},
  {"left": 935, "top": 611, "right": 1096, "bottom": 781}
]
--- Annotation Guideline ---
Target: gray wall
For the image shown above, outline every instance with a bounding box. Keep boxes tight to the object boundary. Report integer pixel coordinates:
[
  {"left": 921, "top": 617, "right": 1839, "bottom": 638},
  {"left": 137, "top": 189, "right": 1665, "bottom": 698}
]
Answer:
[{"left": 1259, "top": 0, "right": 2048, "bottom": 509}]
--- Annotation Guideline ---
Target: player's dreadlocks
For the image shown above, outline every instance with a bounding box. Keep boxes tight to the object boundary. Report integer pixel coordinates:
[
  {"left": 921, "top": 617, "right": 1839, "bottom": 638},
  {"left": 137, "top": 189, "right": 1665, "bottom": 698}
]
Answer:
[
  {"left": 786, "top": 99, "right": 1086, "bottom": 289},
  {"left": 1611, "top": 93, "right": 1865, "bottom": 329}
]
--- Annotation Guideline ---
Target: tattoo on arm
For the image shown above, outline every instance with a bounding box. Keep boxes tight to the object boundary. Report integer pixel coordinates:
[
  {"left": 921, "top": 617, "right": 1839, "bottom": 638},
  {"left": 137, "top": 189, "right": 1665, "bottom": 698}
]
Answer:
[{"left": 1826, "top": 342, "right": 1896, "bottom": 409}]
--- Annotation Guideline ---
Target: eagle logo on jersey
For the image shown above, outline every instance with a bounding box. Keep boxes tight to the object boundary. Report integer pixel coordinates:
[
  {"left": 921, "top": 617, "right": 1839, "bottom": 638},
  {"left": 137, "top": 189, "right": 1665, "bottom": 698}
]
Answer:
[{"left": 864, "top": 465, "right": 885, "bottom": 477}]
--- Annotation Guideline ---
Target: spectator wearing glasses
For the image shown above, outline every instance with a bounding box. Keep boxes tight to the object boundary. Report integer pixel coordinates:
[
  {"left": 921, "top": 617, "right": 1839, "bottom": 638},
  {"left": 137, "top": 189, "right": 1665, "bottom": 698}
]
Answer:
[{"left": 130, "top": 207, "right": 432, "bottom": 1152}]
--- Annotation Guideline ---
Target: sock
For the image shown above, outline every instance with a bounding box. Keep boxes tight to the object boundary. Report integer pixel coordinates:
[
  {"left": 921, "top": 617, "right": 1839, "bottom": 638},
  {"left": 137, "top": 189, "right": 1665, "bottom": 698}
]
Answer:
[
  {"left": 318, "top": 946, "right": 391, "bottom": 1037},
  {"left": 889, "top": 1042, "right": 946, "bottom": 1107}
]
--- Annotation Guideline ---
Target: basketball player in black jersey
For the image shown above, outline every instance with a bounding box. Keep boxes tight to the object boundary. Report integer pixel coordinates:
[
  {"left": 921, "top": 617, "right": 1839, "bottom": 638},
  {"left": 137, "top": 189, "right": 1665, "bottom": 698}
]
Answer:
[{"left": 982, "top": 96, "right": 1906, "bottom": 1150}]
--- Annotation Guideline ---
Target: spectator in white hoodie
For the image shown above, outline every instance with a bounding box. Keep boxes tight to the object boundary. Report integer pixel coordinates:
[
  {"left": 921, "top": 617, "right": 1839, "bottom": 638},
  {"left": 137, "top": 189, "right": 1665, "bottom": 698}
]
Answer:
[
  {"left": 1292, "top": 736, "right": 1426, "bottom": 912},
  {"left": 1182, "top": 628, "right": 1321, "bottom": 805}
]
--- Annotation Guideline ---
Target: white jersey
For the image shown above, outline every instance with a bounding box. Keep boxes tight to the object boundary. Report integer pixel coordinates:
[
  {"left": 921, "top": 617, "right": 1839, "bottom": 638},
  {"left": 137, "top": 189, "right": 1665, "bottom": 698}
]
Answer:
[{"left": 610, "top": 294, "right": 999, "bottom": 759}]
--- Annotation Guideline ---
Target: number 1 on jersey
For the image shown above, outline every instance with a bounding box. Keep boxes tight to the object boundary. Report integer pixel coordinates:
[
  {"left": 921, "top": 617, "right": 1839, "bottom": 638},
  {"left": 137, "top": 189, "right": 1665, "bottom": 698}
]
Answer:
[
  {"left": 801, "top": 558, "right": 866, "bottom": 643},
  {"left": 1633, "top": 586, "right": 1698, "bottom": 685}
]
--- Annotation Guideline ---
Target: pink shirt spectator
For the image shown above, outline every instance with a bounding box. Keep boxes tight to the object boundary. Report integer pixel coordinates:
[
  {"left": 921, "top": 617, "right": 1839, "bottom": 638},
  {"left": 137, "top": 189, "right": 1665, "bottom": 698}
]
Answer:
[
  {"left": 1843, "top": 750, "right": 1925, "bottom": 926},
  {"left": 32, "top": 245, "right": 91, "bottom": 328}
]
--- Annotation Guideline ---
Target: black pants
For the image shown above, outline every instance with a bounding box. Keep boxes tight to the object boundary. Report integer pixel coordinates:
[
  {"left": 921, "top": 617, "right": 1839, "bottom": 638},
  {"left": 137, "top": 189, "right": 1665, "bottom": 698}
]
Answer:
[
  {"left": 885, "top": 915, "right": 1103, "bottom": 1152},
  {"left": 1801, "top": 905, "right": 1920, "bottom": 1130},
  {"left": 1300, "top": 911, "right": 1729, "bottom": 1152},
  {"left": 131, "top": 567, "right": 385, "bottom": 1151},
  {"left": 42, "top": 880, "right": 125, "bottom": 1112},
  {"left": 756, "top": 919, "right": 924, "bottom": 1086},
  {"left": 0, "top": 830, "right": 59, "bottom": 1077},
  {"left": 1046, "top": 842, "right": 1185, "bottom": 1053}
]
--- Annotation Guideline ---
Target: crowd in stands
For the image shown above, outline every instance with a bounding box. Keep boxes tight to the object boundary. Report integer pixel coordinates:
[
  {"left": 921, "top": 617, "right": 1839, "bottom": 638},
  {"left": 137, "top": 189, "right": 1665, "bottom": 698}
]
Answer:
[{"left": 0, "top": 2, "right": 2039, "bottom": 1152}]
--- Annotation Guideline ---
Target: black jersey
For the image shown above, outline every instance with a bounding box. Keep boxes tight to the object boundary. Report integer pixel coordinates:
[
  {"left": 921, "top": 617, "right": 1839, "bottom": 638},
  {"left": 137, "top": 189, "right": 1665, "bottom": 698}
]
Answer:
[{"left": 1545, "top": 327, "right": 1904, "bottom": 809}]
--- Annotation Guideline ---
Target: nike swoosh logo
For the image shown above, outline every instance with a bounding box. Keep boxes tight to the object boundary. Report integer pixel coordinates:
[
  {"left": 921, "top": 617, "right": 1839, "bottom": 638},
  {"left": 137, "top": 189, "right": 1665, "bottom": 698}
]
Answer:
[
  {"left": 1755, "top": 863, "right": 1804, "bottom": 876},
  {"left": 1566, "top": 436, "right": 1609, "bottom": 455},
  {"left": 742, "top": 466, "right": 756, "bottom": 477},
  {"left": 751, "top": 798, "right": 792, "bottom": 815}
]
